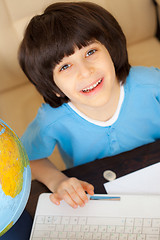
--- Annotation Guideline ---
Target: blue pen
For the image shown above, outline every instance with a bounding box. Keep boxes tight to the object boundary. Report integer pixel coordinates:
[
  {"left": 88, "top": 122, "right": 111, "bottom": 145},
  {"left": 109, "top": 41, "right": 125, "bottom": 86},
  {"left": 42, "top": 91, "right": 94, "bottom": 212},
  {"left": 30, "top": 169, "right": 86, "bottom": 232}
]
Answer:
[{"left": 90, "top": 195, "right": 120, "bottom": 201}]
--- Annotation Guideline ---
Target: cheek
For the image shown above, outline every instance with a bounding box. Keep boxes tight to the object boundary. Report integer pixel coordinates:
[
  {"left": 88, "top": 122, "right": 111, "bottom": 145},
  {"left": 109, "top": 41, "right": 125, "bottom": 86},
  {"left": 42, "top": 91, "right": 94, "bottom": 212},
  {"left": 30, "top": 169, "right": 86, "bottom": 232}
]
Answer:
[
  {"left": 55, "top": 79, "right": 73, "bottom": 97},
  {"left": 53, "top": 71, "right": 77, "bottom": 97},
  {"left": 53, "top": 74, "right": 63, "bottom": 90},
  {"left": 105, "top": 60, "right": 116, "bottom": 79}
]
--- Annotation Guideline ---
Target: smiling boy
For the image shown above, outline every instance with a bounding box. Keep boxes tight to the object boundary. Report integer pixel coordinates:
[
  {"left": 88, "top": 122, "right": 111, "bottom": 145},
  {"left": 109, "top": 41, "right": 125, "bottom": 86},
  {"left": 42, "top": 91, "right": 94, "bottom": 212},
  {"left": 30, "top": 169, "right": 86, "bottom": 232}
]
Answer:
[{"left": 19, "top": 2, "right": 160, "bottom": 208}]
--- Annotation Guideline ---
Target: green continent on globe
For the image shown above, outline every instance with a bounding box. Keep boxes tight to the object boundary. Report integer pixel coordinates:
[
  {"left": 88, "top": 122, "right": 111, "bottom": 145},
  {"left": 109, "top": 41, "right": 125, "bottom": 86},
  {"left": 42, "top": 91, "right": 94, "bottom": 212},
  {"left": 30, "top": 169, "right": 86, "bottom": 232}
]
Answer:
[
  {"left": 0, "top": 121, "right": 29, "bottom": 198},
  {"left": 0, "top": 222, "right": 13, "bottom": 237}
]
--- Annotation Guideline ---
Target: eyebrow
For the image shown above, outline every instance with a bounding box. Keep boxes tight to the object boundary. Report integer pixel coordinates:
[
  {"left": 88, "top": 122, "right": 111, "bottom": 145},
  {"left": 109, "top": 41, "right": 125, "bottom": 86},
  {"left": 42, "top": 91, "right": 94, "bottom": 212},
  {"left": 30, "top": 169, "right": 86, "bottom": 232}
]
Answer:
[{"left": 55, "top": 40, "right": 99, "bottom": 67}]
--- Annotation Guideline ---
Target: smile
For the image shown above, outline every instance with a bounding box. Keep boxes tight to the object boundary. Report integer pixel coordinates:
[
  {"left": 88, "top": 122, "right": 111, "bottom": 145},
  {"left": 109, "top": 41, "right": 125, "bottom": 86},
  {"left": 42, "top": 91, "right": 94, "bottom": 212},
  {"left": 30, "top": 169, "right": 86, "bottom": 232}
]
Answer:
[{"left": 82, "top": 79, "right": 102, "bottom": 93}]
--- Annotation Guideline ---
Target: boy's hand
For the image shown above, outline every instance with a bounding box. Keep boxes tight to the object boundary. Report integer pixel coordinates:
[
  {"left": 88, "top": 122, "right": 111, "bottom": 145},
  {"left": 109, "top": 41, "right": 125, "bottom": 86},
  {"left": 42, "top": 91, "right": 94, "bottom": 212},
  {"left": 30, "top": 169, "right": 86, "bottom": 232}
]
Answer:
[{"left": 49, "top": 177, "right": 94, "bottom": 208}]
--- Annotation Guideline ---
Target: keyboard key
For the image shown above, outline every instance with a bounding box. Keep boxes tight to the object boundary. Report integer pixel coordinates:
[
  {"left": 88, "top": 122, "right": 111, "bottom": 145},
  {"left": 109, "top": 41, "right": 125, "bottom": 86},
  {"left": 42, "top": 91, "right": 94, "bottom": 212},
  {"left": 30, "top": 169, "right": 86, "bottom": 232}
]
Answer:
[
  {"left": 53, "top": 216, "right": 61, "bottom": 224},
  {"left": 119, "top": 233, "right": 128, "bottom": 240},
  {"left": 45, "top": 216, "right": 53, "bottom": 224},
  {"left": 98, "top": 225, "right": 106, "bottom": 232},
  {"left": 78, "top": 217, "right": 87, "bottom": 225},
  {"left": 107, "top": 225, "right": 115, "bottom": 233},
  {"left": 64, "top": 224, "right": 72, "bottom": 231},
  {"left": 125, "top": 226, "right": 133, "bottom": 233},
  {"left": 56, "top": 224, "right": 64, "bottom": 231},
  {"left": 142, "top": 227, "right": 159, "bottom": 234},
  {"left": 61, "top": 216, "right": 70, "bottom": 224},
  {"left": 137, "top": 234, "right": 145, "bottom": 240},
  {"left": 70, "top": 217, "right": 78, "bottom": 224},
  {"left": 90, "top": 225, "right": 98, "bottom": 232},
  {"left": 92, "top": 232, "right": 102, "bottom": 239},
  {"left": 35, "top": 223, "right": 55, "bottom": 231},
  {"left": 116, "top": 226, "right": 125, "bottom": 233},
  {"left": 58, "top": 231, "right": 67, "bottom": 238},
  {"left": 81, "top": 225, "right": 90, "bottom": 232},
  {"left": 32, "top": 238, "right": 43, "bottom": 240},
  {"left": 36, "top": 215, "right": 45, "bottom": 224},
  {"left": 146, "top": 235, "right": 159, "bottom": 240},
  {"left": 67, "top": 231, "right": 76, "bottom": 238},
  {"left": 101, "top": 232, "right": 110, "bottom": 239},
  {"left": 76, "top": 231, "right": 84, "bottom": 239},
  {"left": 152, "top": 219, "right": 160, "bottom": 227},
  {"left": 87, "top": 217, "right": 125, "bottom": 225},
  {"left": 72, "top": 224, "right": 81, "bottom": 232},
  {"left": 33, "top": 230, "right": 50, "bottom": 238},
  {"left": 84, "top": 232, "right": 93, "bottom": 239},
  {"left": 110, "top": 233, "right": 119, "bottom": 240},
  {"left": 134, "top": 218, "right": 143, "bottom": 226},
  {"left": 143, "top": 218, "right": 152, "bottom": 227},
  {"left": 50, "top": 231, "right": 58, "bottom": 238},
  {"left": 133, "top": 226, "right": 142, "bottom": 234},
  {"left": 128, "top": 234, "right": 136, "bottom": 240},
  {"left": 126, "top": 218, "right": 134, "bottom": 226}
]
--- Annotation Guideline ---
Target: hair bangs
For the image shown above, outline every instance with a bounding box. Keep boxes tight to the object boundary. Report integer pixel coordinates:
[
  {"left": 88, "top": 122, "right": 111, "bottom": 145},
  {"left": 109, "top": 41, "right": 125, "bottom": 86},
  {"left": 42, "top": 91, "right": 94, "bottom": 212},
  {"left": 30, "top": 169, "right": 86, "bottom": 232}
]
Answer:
[{"left": 50, "top": 12, "right": 104, "bottom": 68}]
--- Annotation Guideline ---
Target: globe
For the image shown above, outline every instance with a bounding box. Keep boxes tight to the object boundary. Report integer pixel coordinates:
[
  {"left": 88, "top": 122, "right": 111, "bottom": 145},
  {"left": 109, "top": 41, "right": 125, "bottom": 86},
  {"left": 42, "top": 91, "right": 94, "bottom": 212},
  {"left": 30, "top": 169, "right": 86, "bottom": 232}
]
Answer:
[{"left": 0, "top": 119, "right": 31, "bottom": 237}]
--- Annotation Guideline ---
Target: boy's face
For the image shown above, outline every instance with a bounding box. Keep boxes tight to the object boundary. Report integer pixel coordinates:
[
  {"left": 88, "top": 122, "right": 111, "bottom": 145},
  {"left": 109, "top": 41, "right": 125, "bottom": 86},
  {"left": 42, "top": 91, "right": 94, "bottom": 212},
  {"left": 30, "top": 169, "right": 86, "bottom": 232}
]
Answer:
[{"left": 53, "top": 41, "right": 119, "bottom": 115}]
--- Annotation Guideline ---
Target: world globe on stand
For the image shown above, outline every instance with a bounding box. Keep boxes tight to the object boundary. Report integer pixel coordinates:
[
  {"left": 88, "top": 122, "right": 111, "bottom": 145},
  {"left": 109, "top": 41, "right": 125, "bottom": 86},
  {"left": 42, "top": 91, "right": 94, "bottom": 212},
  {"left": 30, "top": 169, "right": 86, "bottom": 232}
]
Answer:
[{"left": 0, "top": 119, "right": 31, "bottom": 237}]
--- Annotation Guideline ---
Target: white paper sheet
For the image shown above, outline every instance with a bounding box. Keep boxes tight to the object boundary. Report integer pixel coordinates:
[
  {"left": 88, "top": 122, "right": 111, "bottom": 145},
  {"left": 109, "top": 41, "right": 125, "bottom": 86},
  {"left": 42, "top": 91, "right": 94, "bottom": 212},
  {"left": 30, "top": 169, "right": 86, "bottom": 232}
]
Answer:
[{"left": 104, "top": 162, "right": 160, "bottom": 195}]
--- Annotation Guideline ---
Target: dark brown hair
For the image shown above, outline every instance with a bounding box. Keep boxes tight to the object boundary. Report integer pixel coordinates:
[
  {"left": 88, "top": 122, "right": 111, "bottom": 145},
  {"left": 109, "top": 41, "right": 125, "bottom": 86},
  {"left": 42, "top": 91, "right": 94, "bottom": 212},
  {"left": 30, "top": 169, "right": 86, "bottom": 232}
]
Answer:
[{"left": 18, "top": 1, "right": 131, "bottom": 107}]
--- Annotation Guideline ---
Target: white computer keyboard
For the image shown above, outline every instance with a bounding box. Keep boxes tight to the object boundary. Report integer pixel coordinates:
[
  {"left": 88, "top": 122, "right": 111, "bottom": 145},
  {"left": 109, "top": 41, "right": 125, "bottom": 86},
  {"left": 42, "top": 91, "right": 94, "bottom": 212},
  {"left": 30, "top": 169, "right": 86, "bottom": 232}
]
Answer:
[{"left": 31, "top": 215, "right": 160, "bottom": 240}]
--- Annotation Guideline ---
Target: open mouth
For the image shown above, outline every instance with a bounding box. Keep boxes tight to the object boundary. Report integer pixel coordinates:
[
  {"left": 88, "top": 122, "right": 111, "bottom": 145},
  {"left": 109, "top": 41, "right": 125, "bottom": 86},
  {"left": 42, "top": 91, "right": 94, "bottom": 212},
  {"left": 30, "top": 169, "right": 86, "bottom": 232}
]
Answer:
[{"left": 81, "top": 78, "right": 103, "bottom": 93}]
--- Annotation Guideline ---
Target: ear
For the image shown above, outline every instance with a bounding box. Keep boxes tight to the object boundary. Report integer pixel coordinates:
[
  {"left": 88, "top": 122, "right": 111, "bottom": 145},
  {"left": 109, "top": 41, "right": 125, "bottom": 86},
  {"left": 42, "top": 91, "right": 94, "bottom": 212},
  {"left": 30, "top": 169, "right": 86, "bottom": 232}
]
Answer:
[
  {"left": 53, "top": 89, "right": 61, "bottom": 97},
  {"left": 55, "top": 92, "right": 61, "bottom": 97}
]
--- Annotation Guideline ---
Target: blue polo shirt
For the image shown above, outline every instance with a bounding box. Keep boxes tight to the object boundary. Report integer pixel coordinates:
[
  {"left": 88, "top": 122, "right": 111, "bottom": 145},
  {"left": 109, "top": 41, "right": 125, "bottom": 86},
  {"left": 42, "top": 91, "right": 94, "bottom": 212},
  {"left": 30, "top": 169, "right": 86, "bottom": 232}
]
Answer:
[{"left": 21, "top": 66, "right": 160, "bottom": 168}]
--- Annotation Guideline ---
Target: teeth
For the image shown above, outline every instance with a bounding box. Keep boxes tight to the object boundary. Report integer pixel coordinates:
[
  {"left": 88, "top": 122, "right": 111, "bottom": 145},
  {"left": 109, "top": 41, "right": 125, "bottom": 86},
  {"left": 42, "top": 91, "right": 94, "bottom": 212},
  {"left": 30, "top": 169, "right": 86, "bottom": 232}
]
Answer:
[{"left": 82, "top": 79, "right": 102, "bottom": 93}]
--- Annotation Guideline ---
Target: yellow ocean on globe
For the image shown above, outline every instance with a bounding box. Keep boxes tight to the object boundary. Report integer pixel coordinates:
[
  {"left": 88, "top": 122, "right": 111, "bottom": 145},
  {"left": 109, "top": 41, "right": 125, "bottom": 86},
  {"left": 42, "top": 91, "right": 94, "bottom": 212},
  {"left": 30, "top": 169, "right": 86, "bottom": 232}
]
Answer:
[{"left": 0, "top": 119, "right": 31, "bottom": 237}]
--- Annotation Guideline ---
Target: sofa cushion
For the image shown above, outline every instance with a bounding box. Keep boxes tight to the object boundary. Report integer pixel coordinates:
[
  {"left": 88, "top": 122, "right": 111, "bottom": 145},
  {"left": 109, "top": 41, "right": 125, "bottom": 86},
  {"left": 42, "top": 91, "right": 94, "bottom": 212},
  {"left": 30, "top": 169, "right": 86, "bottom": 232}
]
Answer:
[
  {"left": 0, "top": 82, "right": 42, "bottom": 136},
  {"left": 81, "top": 0, "right": 157, "bottom": 45},
  {"left": 128, "top": 37, "right": 160, "bottom": 68},
  {"left": 0, "top": 0, "right": 28, "bottom": 92}
]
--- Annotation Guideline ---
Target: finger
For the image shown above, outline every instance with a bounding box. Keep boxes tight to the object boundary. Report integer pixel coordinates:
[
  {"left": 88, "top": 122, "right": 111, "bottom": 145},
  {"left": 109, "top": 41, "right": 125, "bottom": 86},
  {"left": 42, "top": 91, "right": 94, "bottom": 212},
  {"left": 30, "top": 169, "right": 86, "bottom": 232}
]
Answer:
[
  {"left": 61, "top": 190, "right": 79, "bottom": 208},
  {"left": 50, "top": 191, "right": 78, "bottom": 208},
  {"left": 66, "top": 183, "right": 86, "bottom": 207},
  {"left": 80, "top": 181, "right": 94, "bottom": 195},
  {"left": 74, "top": 184, "right": 89, "bottom": 204},
  {"left": 49, "top": 193, "right": 61, "bottom": 205},
  {"left": 59, "top": 177, "right": 87, "bottom": 206}
]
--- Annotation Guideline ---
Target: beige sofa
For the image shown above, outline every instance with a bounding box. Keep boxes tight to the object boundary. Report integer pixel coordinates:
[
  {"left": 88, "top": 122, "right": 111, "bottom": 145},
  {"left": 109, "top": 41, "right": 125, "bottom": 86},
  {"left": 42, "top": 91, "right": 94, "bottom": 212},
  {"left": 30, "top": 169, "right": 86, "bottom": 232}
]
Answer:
[{"left": 0, "top": 0, "right": 160, "bottom": 170}]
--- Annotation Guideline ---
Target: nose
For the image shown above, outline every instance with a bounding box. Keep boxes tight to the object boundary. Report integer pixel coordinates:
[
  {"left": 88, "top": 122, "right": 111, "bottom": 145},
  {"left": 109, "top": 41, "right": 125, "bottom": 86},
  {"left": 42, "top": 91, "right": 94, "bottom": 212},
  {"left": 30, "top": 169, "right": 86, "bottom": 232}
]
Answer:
[{"left": 78, "top": 61, "right": 93, "bottom": 79}]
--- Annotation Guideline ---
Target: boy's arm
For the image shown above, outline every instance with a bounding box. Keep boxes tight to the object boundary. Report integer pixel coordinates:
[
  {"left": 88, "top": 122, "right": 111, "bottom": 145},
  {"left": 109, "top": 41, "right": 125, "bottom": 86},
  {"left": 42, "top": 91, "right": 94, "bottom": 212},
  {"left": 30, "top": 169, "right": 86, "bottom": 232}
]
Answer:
[
  {"left": 30, "top": 158, "right": 94, "bottom": 208},
  {"left": 30, "top": 158, "right": 68, "bottom": 191}
]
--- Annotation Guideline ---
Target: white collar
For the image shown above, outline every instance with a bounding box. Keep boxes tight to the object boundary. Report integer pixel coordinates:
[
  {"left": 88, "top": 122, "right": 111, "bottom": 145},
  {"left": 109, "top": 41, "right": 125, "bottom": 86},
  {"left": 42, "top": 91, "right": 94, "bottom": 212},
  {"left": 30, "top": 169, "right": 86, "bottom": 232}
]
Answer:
[{"left": 68, "top": 85, "right": 124, "bottom": 127}]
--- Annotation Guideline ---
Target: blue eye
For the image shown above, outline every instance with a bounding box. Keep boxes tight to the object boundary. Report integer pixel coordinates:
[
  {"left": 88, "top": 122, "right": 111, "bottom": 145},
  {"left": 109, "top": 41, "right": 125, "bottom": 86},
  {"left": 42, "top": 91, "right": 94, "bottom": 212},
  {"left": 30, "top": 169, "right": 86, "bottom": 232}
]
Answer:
[
  {"left": 60, "top": 64, "right": 71, "bottom": 72},
  {"left": 86, "top": 49, "right": 97, "bottom": 57}
]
